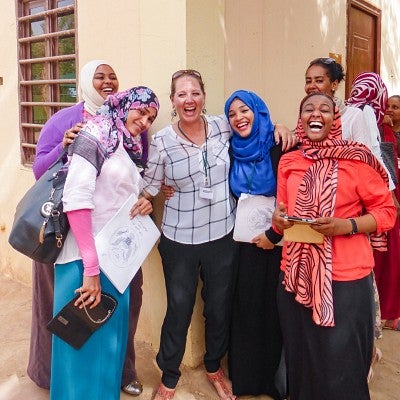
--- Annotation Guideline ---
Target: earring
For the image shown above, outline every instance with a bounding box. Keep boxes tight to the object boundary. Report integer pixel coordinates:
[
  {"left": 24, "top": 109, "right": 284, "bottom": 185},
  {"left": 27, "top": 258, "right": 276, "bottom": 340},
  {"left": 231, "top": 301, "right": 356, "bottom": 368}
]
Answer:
[
  {"left": 171, "top": 108, "right": 177, "bottom": 119},
  {"left": 202, "top": 107, "right": 207, "bottom": 114}
]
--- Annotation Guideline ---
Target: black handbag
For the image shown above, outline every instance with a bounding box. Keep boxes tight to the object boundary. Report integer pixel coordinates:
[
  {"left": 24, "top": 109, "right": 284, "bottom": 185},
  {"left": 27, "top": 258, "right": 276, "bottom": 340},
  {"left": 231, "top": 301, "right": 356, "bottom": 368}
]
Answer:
[
  {"left": 8, "top": 149, "right": 70, "bottom": 264},
  {"left": 47, "top": 291, "right": 118, "bottom": 349}
]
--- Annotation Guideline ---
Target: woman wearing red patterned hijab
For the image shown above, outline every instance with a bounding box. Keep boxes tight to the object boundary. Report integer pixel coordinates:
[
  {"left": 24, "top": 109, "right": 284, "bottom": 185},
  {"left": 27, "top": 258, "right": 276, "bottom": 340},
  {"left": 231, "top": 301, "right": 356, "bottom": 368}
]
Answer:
[
  {"left": 348, "top": 74, "right": 400, "bottom": 334},
  {"left": 346, "top": 72, "right": 388, "bottom": 126},
  {"left": 272, "top": 92, "right": 396, "bottom": 400}
]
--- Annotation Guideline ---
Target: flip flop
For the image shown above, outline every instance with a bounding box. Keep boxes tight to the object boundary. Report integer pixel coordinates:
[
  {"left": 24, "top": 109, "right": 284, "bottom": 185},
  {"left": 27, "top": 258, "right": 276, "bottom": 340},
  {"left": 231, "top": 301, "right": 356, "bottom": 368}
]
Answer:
[
  {"left": 372, "top": 347, "right": 382, "bottom": 365},
  {"left": 368, "top": 346, "right": 383, "bottom": 384},
  {"left": 383, "top": 318, "right": 400, "bottom": 331}
]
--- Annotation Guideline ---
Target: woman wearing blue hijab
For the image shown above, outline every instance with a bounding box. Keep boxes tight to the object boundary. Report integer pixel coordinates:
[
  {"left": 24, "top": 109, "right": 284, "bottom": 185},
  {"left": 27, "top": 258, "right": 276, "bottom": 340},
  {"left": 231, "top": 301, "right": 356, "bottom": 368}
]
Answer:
[
  {"left": 225, "top": 90, "right": 277, "bottom": 198},
  {"left": 225, "top": 90, "right": 286, "bottom": 399}
]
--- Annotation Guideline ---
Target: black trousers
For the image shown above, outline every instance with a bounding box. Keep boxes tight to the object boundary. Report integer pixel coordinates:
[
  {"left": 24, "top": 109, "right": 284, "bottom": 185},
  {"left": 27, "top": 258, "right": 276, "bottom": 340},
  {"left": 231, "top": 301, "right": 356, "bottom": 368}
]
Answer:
[
  {"left": 229, "top": 244, "right": 285, "bottom": 399},
  {"left": 156, "top": 233, "right": 239, "bottom": 388},
  {"left": 121, "top": 269, "right": 143, "bottom": 386},
  {"left": 278, "top": 272, "right": 374, "bottom": 400}
]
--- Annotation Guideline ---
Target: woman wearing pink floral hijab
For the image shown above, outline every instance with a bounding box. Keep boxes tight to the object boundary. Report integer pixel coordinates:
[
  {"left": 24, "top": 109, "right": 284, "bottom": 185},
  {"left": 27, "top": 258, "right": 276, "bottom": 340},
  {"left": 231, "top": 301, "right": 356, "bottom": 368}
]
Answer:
[{"left": 50, "top": 87, "right": 159, "bottom": 400}]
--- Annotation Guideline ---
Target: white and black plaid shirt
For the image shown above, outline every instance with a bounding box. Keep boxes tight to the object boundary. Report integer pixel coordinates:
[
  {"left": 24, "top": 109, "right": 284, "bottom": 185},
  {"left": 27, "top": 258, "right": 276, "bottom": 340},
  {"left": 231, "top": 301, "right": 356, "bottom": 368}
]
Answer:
[{"left": 143, "top": 115, "right": 236, "bottom": 244}]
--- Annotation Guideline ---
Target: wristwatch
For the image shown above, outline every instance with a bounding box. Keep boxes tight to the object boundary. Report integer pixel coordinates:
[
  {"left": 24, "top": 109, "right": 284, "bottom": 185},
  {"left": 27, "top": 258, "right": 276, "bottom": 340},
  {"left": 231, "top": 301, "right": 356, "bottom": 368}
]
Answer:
[{"left": 348, "top": 218, "right": 358, "bottom": 235}]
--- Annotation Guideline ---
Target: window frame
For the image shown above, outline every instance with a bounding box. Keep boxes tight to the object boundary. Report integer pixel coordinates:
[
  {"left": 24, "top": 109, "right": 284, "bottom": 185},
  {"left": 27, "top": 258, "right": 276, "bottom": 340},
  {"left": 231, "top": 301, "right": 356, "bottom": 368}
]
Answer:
[{"left": 16, "top": 0, "right": 77, "bottom": 166}]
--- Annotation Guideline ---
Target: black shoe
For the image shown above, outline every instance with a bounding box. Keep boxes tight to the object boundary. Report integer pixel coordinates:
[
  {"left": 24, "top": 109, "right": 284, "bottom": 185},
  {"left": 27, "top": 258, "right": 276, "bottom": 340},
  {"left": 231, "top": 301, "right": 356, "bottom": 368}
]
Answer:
[{"left": 122, "top": 380, "right": 143, "bottom": 396}]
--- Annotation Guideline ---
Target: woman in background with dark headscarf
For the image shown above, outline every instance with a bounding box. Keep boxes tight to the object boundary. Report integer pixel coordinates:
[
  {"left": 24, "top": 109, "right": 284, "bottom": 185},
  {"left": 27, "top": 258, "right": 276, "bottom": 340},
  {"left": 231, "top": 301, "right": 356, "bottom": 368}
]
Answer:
[{"left": 50, "top": 86, "right": 159, "bottom": 400}]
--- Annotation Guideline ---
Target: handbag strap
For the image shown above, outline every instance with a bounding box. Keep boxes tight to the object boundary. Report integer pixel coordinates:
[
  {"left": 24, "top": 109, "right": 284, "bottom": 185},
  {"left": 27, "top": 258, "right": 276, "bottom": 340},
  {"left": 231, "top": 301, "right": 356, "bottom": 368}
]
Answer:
[
  {"left": 79, "top": 290, "right": 115, "bottom": 324},
  {"left": 50, "top": 147, "right": 69, "bottom": 169},
  {"left": 38, "top": 148, "right": 69, "bottom": 246}
]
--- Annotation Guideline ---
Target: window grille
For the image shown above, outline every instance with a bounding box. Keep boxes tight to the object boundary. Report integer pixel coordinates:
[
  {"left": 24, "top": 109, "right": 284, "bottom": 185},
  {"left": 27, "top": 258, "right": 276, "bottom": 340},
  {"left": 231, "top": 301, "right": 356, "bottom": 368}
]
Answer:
[{"left": 17, "top": 0, "right": 76, "bottom": 165}]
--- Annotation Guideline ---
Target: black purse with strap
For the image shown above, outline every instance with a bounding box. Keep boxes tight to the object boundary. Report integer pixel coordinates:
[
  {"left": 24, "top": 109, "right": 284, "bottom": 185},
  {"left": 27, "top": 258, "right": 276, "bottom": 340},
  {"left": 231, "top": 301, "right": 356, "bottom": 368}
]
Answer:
[
  {"left": 8, "top": 149, "right": 70, "bottom": 264},
  {"left": 47, "top": 291, "right": 118, "bottom": 349}
]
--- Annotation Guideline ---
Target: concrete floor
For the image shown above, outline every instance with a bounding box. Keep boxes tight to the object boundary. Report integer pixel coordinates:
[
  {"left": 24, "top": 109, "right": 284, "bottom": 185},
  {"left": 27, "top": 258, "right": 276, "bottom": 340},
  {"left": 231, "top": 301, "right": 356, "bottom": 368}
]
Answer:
[{"left": 0, "top": 274, "right": 399, "bottom": 400}]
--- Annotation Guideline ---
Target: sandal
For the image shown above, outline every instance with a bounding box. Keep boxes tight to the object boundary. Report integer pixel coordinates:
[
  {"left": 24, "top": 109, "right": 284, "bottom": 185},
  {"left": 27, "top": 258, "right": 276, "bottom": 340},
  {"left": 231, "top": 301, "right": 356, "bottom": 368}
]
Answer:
[
  {"left": 372, "top": 346, "right": 382, "bottom": 365},
  {"left": 152, "top": 383, "right": 175, "bottom": 400},
  {"left": 383, "top": 318, "right": 400, "bottom": 331},
  {"left": 368, "top": 346, "right": 383, "bottom": 384},
  {"left": 206, "top": 368, "right": 237, "bottom": 400},
  {"left": 367, "top": 366, "right": 374, "bottom": 384}
]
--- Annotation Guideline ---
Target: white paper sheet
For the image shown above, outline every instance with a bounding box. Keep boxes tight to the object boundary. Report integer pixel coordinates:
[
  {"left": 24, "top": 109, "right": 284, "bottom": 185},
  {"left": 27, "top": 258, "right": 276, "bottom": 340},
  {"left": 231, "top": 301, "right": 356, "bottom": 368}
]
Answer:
[
  {"left": 95, "top": 194, "right": 160, "bottom": 293},
  {"left": 233, "top": 194, "right": 276, "bottom": 243}
]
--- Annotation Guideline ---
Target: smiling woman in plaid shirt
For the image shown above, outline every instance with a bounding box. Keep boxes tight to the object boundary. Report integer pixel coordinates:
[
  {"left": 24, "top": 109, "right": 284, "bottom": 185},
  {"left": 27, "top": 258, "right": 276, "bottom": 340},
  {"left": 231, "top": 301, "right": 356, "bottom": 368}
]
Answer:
[{"left": 141, "top": 70, "right": 238, "bottom": 400}]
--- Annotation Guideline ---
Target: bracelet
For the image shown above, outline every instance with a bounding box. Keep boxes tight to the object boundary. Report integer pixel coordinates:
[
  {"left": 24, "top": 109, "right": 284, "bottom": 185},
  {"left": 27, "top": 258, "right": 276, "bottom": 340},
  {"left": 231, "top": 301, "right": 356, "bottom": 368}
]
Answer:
[
  {"left": 347, "top": 218, "right": 358, "bottom": 235},
  {"left": 265, "top": 227, "right": 283, "bottom": 244}
]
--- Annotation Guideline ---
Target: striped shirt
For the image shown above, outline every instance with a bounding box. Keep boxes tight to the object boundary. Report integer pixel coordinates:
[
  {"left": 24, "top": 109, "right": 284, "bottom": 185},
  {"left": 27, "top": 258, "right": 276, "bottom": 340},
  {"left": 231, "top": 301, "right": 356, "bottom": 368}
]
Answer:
[{"left": 143, "top": 115, "right": 236, "bottom": 244}]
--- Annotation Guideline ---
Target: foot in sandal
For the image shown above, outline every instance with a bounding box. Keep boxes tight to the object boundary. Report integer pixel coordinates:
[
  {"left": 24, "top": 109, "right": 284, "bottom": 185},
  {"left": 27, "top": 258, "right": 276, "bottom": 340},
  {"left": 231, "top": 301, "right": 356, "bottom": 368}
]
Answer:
[
  {"left": 383, "top": 318, "right": 400, "bottom": 331},
  {"left": 152, "top": 383, "right": 175, "bottom": 400},
  {"left": 206, "top": 368, "right": 236, "bottom": 400},
  {"left": 368, "top": 346, "right": 383, "bottom": 384},
  {"left": 372, "top": 346, "right": 383, "bottom": 365}
]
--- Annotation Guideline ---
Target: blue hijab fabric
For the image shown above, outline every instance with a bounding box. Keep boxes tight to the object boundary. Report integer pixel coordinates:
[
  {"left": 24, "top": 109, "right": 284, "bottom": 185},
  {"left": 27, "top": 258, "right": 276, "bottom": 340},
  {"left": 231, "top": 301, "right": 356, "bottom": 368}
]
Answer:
[{"left": 224, "top": 90, "right": 276, "bottom": 197}]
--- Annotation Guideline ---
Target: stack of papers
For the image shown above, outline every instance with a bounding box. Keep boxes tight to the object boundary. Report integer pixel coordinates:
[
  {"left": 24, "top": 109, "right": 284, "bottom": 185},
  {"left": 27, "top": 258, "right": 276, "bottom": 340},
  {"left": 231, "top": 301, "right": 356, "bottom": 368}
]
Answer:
[{"left": 95, "top": 194, "right": 160, "bottom": 293}]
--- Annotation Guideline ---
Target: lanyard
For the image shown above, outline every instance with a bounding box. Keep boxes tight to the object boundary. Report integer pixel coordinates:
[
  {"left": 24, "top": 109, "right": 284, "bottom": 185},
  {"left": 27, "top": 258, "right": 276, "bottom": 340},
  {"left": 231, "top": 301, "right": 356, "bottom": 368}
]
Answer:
[
  {"left": 178, "top": 117, "right": 209, "bottom": 184},
  {"left": 242, "top": 160, "right": 257, "bottom": 193}
]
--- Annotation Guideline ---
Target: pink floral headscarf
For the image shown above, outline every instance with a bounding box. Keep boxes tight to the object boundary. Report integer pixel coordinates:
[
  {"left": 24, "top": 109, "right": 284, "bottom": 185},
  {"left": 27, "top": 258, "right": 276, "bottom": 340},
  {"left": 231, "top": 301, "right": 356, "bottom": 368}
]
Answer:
[
  {"left": 72, "top": 86, "right": 159, "bottom": 173},
  {"left": 94, "top": 86, "right": 159, "bottom": 163}
]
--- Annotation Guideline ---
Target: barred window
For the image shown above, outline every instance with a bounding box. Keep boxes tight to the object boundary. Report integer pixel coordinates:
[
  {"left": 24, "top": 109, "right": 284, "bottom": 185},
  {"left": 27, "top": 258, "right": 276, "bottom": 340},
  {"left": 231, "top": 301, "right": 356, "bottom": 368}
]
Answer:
[{"left": 17, "top": 0, "right": 76, "bottom": 166}]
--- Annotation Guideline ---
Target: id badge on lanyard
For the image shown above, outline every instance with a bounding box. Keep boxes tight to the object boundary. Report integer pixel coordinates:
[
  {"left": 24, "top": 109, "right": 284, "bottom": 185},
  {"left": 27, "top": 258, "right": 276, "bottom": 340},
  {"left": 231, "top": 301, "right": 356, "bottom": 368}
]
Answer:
[
  {"left": 199, "top": 185, "right": 214, "bottom": 199},
  {"left": 199, "top": 146, "right": 213, "bottom": 200}
]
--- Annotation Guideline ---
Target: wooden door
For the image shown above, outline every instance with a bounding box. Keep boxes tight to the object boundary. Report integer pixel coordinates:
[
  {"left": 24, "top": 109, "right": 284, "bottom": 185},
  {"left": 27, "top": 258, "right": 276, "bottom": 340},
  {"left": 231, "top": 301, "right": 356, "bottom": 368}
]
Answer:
[{"left": 346, "top": 0, "right": 381, "bottom": 96}]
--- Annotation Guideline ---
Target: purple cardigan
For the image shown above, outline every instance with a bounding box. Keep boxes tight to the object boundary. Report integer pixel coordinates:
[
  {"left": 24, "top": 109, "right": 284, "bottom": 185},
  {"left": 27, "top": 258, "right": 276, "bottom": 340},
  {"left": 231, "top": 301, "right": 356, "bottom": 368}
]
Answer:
[{"left": 32, "top": 102, "right": 149, "bottom": 179}]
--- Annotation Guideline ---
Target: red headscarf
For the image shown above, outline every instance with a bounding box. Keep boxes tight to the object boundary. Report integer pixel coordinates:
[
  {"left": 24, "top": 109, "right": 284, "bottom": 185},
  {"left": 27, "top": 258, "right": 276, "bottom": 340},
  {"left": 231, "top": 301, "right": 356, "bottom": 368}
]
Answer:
[
  {"left": 346, "top": 72, "right": 388, "bottom": 126},
  {"left": 286, "top": 93, "right": 388, "bottom": 327}
]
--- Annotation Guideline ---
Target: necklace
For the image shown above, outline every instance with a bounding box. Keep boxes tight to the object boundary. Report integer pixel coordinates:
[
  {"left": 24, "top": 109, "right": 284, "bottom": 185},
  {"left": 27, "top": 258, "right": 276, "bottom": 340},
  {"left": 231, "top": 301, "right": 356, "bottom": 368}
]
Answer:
[{"left": 177, "top": 117, "right": 207, "bottom": 146}]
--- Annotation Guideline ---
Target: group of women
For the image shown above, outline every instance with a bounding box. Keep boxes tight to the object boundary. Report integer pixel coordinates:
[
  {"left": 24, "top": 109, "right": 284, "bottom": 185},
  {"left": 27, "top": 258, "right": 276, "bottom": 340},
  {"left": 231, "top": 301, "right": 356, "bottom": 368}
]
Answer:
[{"left": 28, "top": 57, "right": 398, "bottom": 400}]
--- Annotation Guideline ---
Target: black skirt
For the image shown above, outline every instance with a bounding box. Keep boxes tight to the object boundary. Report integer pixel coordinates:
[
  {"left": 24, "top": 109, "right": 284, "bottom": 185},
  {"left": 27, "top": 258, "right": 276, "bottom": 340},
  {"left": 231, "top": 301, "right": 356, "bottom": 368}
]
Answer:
[
  {"left": 228, "top": 244, "right": 286, "bottom": 399},
  {"left": 277, "top": 271, "right": 374, "bottom": 400}
]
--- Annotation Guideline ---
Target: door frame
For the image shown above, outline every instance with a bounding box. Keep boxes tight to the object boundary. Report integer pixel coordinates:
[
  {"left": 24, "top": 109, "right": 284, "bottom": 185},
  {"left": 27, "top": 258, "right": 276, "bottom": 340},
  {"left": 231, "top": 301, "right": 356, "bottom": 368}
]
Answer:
[{"left": 346, "top": 0, "right": 381, "bottom": 96}]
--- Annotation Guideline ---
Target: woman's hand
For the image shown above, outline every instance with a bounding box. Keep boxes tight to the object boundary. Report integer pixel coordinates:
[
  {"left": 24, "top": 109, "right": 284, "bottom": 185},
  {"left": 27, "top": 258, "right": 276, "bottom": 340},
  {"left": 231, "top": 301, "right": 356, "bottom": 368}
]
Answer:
[
  {"left": 312, "top": 217, "right": 354, "bottom": 236},
  {"left": 63, "top": 122, "right": 84, "bottom": 148},
  {"left": 251, "top": 233, "right": 274, "bottom": 250},
  {"left": 161, "top": 183, "right": 175, "bottom": 200},
  {"left": 272, "top": 202, "right": 293, "bottom": 233},
  {"left": 382, "top": 114, "right": 393, "bottom": 127},
  {"left": 75, "top": 274, "right": 101, "bottom": 309},
  {"left": 130, "top": 197, "right": 153, "bottom": 218},
  {"left": 274, "top": 124, "right": 298, "bottom": 151},
  {"left": 313, "top": 215, "right": 377, "bottom": 236}
]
